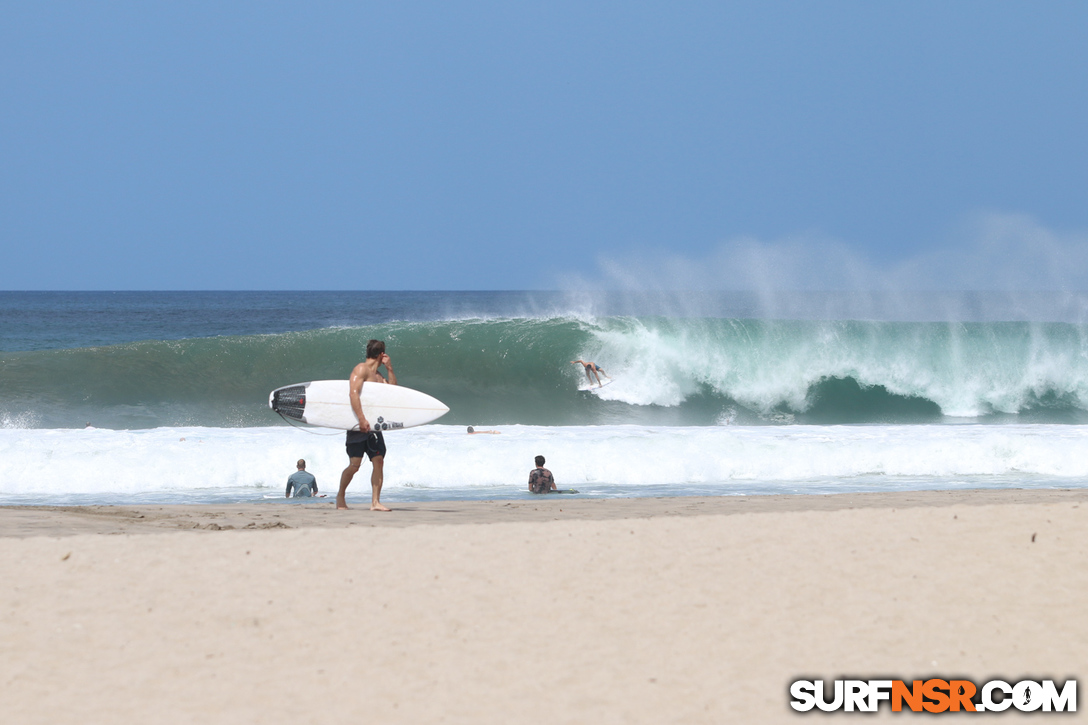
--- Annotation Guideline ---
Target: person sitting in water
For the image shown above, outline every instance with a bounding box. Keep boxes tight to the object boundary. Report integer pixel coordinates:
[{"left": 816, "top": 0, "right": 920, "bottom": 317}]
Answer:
[
  {"left": 528, "top": 455, "right": 557, "bottom": 494},
  {"left": 570, "top": 359, "right": 610, "bottom": 388},
  {"left": 285, "top": 459, "right": 318, "bottom": 498},
  {"left": 466, "top": 426, "right": 500, "bottom": 434}
]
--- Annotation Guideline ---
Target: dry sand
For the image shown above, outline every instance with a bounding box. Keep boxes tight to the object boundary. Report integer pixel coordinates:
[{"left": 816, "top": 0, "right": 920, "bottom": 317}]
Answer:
[{"left": 1, "top": 489, "right": 1085, "bottom": 723}]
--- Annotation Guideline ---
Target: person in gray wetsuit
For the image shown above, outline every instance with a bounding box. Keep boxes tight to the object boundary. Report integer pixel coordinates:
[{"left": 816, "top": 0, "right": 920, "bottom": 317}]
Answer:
[{"left": 286, "top": 459, "right": 318, "bottom": 498}]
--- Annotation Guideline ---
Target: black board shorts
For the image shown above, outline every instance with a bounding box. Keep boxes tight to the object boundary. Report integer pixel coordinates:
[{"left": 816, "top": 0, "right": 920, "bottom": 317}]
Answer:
[{"left": 346, "top": 430, "right": 387, "bottom": 460}]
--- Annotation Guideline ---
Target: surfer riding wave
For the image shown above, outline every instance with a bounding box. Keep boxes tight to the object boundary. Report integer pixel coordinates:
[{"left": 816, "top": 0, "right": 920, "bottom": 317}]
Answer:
[{"left": 571, "top": 359, "right": 611, "bottom": 388}]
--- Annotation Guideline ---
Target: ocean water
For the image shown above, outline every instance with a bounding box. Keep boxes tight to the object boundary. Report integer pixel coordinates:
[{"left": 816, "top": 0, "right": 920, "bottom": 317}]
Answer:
[{"left": 3, "top": 290, "right": 1088, "bottom": 505}]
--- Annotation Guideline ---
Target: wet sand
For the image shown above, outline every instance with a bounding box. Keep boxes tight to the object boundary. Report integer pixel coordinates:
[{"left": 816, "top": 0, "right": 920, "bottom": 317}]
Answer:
[{"left": 2, "top": 489, "right": 1085, "bottom": 723}]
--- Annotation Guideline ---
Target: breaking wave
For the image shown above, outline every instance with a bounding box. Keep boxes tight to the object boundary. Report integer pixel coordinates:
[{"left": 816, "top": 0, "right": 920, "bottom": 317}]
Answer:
[{"left": 3, "top": 316, "right": 1088, "bottom": 428}]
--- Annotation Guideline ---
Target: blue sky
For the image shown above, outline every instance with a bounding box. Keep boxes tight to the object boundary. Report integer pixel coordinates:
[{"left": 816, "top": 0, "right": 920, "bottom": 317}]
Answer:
[{"left": 2, "top": 1, "right": 1086, "bottom": 290}]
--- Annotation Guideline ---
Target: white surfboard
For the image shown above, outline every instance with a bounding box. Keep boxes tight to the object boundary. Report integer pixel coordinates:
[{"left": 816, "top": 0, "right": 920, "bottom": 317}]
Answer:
[{"left": 269, "top": 380, "right": 449, "bottom": 431}]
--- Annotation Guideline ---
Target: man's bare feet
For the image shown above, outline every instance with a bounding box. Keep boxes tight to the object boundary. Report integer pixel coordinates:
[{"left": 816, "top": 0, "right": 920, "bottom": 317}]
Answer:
[{"left": 370, "top": 502, "right": 391, "bottom": 512}]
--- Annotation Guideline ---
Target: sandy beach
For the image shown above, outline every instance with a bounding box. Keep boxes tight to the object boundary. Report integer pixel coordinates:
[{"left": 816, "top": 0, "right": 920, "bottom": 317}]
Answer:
[{"left": 2, "top": 489, "right": 1085, "bottom": 723}]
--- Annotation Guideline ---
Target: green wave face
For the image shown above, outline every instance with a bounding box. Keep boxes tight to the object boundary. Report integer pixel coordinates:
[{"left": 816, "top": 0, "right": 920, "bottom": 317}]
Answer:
[{"left": 4, "top": 316, "right": 1088, "bottom": 429}]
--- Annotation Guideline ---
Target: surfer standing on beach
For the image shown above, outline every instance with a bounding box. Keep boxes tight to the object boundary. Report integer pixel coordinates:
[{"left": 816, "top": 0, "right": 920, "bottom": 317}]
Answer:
[
  {"left": 571, "top": 359, "right": 610, "bottom": 388},
  {"left": 338, "top": 339, "right": 396, "bottom": 511}
]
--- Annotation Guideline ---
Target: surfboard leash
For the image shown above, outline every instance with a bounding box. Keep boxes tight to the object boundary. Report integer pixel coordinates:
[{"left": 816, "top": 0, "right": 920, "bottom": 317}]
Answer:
[{"left": 274, "top": 411, "right": 343, "bottom": 436}]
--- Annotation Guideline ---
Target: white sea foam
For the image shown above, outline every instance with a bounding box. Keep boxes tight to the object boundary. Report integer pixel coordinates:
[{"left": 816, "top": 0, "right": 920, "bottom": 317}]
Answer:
[
  {"left": 575, "top": 317, "right": 1088, "bottom": 418},
  {"left": 4, "top": 424, "right": 1088, "bottom": 503}
]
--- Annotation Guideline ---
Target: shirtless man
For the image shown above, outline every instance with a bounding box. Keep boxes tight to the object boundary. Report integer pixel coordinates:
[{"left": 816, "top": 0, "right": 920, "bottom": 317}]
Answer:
[
  {"left": 338, "top": 339, "right": 397, "bottom": 511},
  {"left": 571, "top": 359, "right": 610, "bottom": 388}
]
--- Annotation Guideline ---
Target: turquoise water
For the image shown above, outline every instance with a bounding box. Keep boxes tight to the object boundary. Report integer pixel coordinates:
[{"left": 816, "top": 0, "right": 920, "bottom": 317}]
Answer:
[{"left": 5, "top": 308, "right": 1088, "bottom": 428}]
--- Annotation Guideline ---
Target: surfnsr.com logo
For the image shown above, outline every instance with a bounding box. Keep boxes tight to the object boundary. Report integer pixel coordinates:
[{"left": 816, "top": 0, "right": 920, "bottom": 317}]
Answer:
[{"left": 789, "top": 679, "right": 1076, "bottom": 713}]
